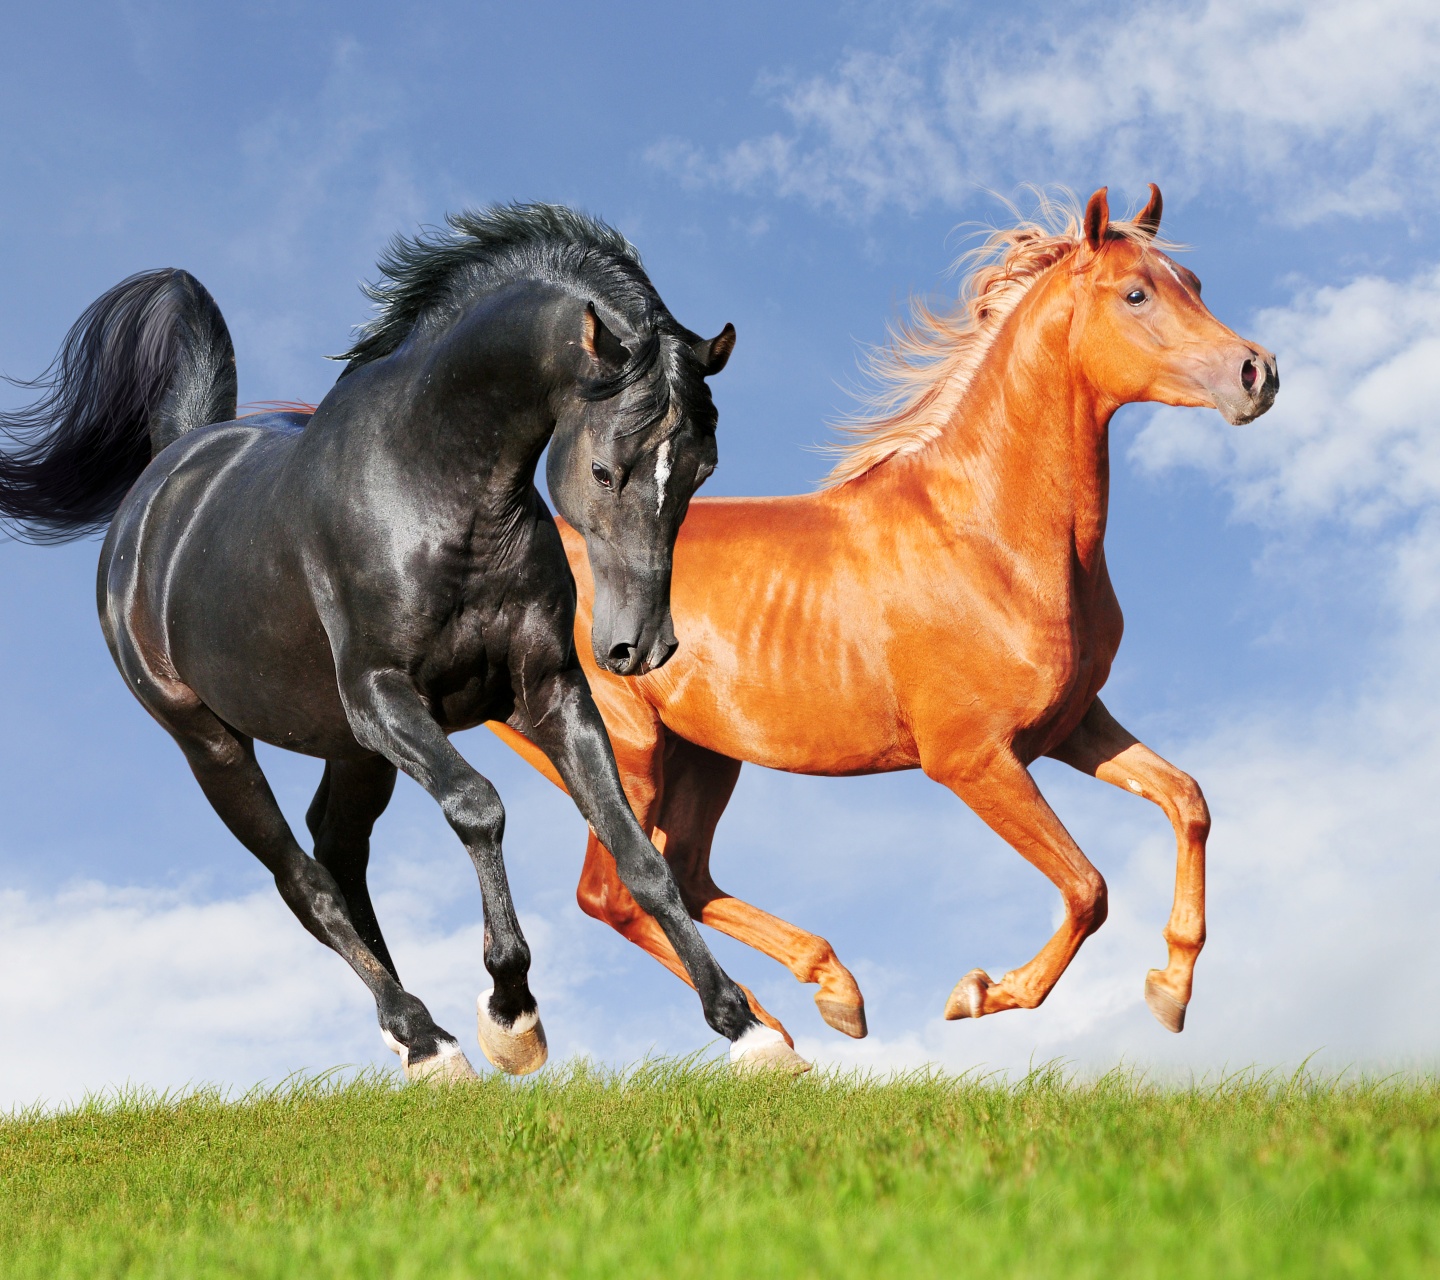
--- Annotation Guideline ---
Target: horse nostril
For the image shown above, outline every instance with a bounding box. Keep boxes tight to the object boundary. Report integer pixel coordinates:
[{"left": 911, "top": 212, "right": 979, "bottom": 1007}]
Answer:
[
  {"left": 1241, "top": 358, "right": 1258, "bottom": 391},
  {"left": 648, "top": 636, "right": 679, "bottom": 671},
  {"left": 607, "top": 642, "right": 637, "bottom": 670}
]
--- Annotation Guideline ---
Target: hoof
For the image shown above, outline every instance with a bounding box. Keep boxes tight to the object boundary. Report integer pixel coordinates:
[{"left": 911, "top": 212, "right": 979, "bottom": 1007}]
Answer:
[
  {"left": 477, "top": 989, "right": 548, "bottom": 1075},
  {"left": 815, "top": 997, "right": 868, "bottom": 1039},
  {"left": 944, "top": 968, "right": 992, "bottom": 1021},
  {"left": 1144, "top": 971, "right": 1187, "bottom": 1033},
  {"left": 381, "top": 1031, "right": 480, "bottom": 1085},
  {"left": 730, "top": 1024, "right": 812, "bottom": 1076}
]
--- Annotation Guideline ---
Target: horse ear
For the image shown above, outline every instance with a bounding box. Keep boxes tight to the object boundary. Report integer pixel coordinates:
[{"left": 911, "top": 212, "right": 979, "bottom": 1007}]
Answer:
[
  {"left": 1136, "top": 183, "right": 1163, "bottom": 238},
  {"left": 1084, "top": 187, "right": 1110, "bottom": 252},
  {"left": 581, "top": 302, "right": 628, "bottom": 367},
  {"left": 693, "top": 323, "right": 736, "bottom": 377}
]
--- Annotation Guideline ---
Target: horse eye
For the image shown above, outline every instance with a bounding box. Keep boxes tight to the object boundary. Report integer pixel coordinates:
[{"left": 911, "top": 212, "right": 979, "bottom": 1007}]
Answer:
[
  {"left": 591, "top": 462, "right": 614, "bottom": 489},
  {"left": 1126, "top": 289, "right": 1148, "bottom": 306}
]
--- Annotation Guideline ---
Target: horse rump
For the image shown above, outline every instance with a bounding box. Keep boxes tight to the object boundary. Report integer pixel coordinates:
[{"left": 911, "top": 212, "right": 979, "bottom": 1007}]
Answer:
[{"left": 0, "top": 268, "right": 237, "bottom": 543}]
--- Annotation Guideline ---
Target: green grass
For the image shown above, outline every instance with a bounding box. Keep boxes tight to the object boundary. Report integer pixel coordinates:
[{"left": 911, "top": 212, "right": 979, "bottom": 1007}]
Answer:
[{"left": 1, "top": 1062, "right": 1436, "bottom": 1279}]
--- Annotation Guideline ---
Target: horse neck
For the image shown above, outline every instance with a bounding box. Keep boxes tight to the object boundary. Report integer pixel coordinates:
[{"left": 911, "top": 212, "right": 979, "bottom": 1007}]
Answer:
[
  {"left": 406, "top": 282, "right": 566, "bottom": 503},
  {"left": 906, "top": 273, "right": 1113, "bottom": 577}
]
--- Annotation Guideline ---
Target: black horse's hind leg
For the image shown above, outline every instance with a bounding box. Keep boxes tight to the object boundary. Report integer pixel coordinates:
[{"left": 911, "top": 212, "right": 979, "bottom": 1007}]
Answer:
[
  {"left": 306, "top": 757, "right": 400, "bottom": 981},
  {"left": 340, "top": 670, "right": 546, "bottom": 1074},
  {"left": 163, "top": 703, "right": 472, "bottom": 1080}
]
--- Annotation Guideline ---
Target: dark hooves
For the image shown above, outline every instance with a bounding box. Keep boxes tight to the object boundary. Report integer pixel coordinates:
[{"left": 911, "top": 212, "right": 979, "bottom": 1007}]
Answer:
[{"left": 1144, "top": 971, "right": 1187, "bottom": 1033}]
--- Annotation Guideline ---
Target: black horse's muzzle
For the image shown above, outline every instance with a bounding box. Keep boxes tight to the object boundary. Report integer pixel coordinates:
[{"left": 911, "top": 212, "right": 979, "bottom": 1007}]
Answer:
[
  {"left": 590, "top": 562, "right": 679, "bottom": 677},
  {"left": 598, "top": 621, "right": 678, "bottom": 676}
]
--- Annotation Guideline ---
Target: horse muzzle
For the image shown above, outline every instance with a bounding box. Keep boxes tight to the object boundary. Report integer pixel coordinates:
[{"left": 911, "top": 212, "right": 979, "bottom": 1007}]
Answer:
[
  {"left": 1208, "top": 345, "right": 1279, "bottom": 425},
  {"left": 591, "top": 591, "right": 679, "bottom": 677}
]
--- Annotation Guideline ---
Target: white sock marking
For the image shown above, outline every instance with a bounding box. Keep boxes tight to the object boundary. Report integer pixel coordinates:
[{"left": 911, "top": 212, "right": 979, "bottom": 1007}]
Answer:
[
  {"left": 729, "top": 1023, "right": 786, "bottom": 1062},
  {"left": 478, "top": 989, "right": 539, "bottom": 1035}
]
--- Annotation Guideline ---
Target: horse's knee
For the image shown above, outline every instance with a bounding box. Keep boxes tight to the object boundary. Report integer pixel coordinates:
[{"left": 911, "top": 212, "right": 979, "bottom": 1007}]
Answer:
[
  {"left": 442, "top": 776, "right": 505, "bottom": 848},
  {"left": 612, "top": 844, "right": 685, "bottom": 921}
]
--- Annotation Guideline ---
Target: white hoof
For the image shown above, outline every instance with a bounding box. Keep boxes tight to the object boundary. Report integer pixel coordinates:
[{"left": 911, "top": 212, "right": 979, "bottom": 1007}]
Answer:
[
  {"left": 381, "top": 1030, "right": 480, "bottom": 1084},
  {"left": 730, "top": 1023, "right": 811, "bottom": 1076},
  {"left": 476, "top": 989, "right": 548, "bottom": 1076}
]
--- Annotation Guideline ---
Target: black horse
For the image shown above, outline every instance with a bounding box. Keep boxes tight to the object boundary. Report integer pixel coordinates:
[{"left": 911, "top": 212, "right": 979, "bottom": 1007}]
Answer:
[{"left": 0, "top": 205, "right": 806, "bottom": 1079}]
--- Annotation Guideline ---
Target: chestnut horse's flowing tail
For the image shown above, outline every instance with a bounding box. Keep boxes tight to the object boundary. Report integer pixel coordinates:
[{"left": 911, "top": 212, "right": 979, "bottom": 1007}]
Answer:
[{"left": 0, "top": 269, "right": 236, "bottom": 543}]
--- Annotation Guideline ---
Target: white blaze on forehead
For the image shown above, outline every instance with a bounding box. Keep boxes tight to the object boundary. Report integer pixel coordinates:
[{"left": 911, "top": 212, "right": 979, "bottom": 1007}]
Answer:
[
  {"left": 654, "top": 437, "right": 672, "bottom": 515},
  {"left": 1156, "top": 255, "right": 1189, "bottom": 290}
]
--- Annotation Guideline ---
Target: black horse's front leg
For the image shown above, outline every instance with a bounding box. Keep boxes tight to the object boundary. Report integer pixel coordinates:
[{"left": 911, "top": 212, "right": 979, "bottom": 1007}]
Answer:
[
  {"left": 517, "top": 666, "right": 808, "bottom": 1072},
  {"left": 340, "top": 668, "right": 546, "bottom": 1075}
]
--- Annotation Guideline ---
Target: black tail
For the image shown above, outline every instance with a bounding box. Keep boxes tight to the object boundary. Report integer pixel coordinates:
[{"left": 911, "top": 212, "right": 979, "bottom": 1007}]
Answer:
[{"left": 0, "top": 269, "right": 236, "bottom": 543}]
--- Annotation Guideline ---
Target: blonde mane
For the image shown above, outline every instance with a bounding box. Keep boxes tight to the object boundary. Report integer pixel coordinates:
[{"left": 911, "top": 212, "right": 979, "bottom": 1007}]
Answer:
[{"left": 822, "top": 191, "right": 1172, "bottom": 488}]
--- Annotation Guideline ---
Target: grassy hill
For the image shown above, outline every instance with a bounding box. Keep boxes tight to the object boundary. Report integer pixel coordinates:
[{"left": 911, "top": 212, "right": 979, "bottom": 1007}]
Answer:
[{"left": 2, "top": 1062, "right": 1436, "bottom": 1278}]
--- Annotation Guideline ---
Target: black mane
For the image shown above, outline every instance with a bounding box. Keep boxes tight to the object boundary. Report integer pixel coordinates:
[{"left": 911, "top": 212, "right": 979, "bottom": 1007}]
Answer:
[
  {"left": 336, "top": 203, "right": 714, "bottom": 439},
  {"left": 341, "top": 206, "right": 647, "bottom": 366}
]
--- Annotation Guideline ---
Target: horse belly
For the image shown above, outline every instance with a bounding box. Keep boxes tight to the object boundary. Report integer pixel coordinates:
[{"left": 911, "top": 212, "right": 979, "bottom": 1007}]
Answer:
[
  {"left": 174, "top": 595, "right": 359, "bottom": 758},
  {"left": 643, "top": 646, "right": 916, "bottom": 776}
]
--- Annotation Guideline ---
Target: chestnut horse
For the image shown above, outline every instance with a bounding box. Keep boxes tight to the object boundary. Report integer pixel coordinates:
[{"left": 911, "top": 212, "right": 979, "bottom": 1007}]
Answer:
[{"left": 490, "top": 186, "right": 1278, "bottom": 1055}]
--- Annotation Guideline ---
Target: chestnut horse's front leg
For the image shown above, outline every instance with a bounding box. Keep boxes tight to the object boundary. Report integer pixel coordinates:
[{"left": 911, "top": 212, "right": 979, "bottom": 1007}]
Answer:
[
  {"left": 1048, "top": 698, "right": 1209, "bottom": 1032},
  {"left": 929, "top": 746, "right": 1109, "bottom": 1021}
]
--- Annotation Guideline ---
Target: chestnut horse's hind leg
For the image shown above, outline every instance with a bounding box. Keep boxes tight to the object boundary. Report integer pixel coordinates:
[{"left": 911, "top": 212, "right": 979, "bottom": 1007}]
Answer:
[
  {"left": 931, "top": 747, "right": 1109, "bottom": 1021},
  {"left": 1048, "top": 698, "right": 1209, "bottom": 1033},
  {"left": 512, "top": 668, "right": 795, "bottom": 1069},
  {"left": 654, "top": 736, "right": 867, "bottom": 1039},
  {"left": 164, "top": 701, "right": 476, "bottom": 1082},
  {"left": 574, "top": 734, "right": 867, "bottom": 1041},
  {"left": 490, "top": 718, "right": 799, "bottom": 1044},
  {"left": 306, "top": 757, "right": 401, "bottom": 983}
]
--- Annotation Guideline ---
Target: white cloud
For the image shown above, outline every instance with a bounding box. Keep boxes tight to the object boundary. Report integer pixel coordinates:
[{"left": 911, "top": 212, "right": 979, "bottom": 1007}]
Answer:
[
  {"left": 652, "top": 0, "right": 1440, "bottom": 218},
  {"left": 0, "top": 845, "right": 622, "bottom": 1110}
]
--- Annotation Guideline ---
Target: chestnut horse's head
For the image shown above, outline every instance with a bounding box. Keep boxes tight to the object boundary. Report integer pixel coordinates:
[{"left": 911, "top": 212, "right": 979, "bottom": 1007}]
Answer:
[{"left": 1071, "top": 185, "right": 1277, "bottom": 424}]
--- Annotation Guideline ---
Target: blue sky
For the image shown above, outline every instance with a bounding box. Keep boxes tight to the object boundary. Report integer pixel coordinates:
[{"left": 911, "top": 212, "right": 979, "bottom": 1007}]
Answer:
[{"left": 2, "top": 0, "right": 1438, "bottom": 1104}]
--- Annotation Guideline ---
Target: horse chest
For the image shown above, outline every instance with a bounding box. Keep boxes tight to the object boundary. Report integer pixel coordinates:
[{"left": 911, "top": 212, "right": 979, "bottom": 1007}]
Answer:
[
  {"left": 1007, "top": 580, "right": 1122, "bottom": 752},
  {"left": 416, "top": 604, "right": 515, "bottom": 727}
]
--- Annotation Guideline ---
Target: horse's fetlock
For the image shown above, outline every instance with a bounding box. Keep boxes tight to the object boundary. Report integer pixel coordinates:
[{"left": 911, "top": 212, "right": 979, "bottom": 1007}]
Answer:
[
  {"left": 485, "top": 936, "right": 532, "bottom": 984},
  {"left": 707, "top": 982, "right": 756, "bottom": 1041},
  {"left": 1165, "top": 922, "right": 1206, "bottom": 954},
  {"left": 798, "top": 936, "right": 839, "bottom": 982}
]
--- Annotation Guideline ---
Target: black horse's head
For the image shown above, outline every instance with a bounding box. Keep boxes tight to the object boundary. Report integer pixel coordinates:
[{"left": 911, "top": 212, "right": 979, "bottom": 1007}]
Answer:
[{"left": 548, "top": 301, "right": 733, "bottom": 676}]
